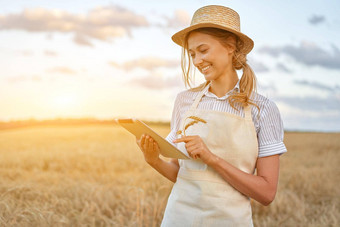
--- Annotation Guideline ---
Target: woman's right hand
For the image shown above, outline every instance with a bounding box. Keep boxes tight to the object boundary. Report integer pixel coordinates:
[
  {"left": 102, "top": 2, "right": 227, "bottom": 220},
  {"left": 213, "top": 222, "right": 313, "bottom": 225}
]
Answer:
[{"left": 136, "top": 134, "right": 160, "bottom": 165}]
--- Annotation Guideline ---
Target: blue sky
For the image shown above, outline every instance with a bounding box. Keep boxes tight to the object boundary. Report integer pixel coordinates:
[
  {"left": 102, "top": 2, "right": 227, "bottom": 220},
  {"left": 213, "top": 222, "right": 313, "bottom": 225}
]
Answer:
[{"left": 0, "top": 0, "right": 339, "bottom": 131}]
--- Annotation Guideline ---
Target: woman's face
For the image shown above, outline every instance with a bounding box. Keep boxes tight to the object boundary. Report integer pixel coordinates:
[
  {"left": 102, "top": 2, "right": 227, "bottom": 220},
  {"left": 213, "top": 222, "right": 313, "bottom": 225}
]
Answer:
[{"left": 187, "top": 31, "right": 234, "bottom": 82}]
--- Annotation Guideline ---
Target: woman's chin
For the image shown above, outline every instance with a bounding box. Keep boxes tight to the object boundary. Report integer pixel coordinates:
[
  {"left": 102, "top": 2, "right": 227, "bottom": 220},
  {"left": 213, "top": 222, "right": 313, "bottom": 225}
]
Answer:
[{"left": 203, "top": 74, "right": 213, "bottom": 81}]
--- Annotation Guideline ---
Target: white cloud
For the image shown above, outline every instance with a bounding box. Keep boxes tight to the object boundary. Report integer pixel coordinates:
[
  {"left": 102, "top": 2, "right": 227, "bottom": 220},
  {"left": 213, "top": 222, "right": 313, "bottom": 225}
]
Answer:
[
  {"left": 44, "top": 50, "right": 57, "bottom": 56},
  {"left": 165, "top": 9, "right": 191, "bottom": 28},
  {"left": 276, "top": 63, "right": 293, "bottom": 73},
  {"left": 294, "top": 80, "right": 340, "bottom": 92},
  {"left": 248, "top": 59, "right": 270, "bottom": 73},
  {"left": 109, "top": 56, "right": 179, "bottom": 71},
  {"left": 128, "top": 72, "right": 181, "bottom": 90},
  {"left": 0, "top": 6, "right": 149, "bottom": 46},
  {"left": 259, "top": 42, "right": 340, "bottom": 70},
  {"left": 6, "top": 75, "right": 42, "bottom": 83},
  {"left": 46, "top": 66, "right": 76, "bottom": 75},
  {"left": 277, "top": 95, "right": 340, "bottom": 112}
]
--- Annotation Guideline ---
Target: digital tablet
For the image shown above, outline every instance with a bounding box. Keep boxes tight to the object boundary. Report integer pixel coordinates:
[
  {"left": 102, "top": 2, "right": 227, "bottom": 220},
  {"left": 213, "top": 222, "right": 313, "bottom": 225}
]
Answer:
[{"left": 116, "top": 118, "right": 189, "bottom": 159}]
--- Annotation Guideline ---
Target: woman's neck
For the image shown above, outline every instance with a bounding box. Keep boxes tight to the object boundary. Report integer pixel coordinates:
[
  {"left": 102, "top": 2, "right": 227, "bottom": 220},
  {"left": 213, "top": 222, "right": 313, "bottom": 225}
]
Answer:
[{"left": 209, "top": 71, "right": 239, "bottom": 98}]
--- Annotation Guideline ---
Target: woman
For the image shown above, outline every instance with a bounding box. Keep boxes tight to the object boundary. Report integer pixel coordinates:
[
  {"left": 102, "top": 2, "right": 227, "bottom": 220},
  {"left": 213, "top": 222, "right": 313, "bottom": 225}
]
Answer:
[{"left": 137, "top": 5, "right": 287, "bottom": 226}]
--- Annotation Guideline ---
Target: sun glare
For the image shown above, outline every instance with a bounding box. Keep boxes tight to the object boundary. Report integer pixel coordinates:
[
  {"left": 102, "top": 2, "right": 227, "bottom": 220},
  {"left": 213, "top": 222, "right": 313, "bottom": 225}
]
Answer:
[{"left": 53, "top": 94, "right": 77, "bottom": 109}]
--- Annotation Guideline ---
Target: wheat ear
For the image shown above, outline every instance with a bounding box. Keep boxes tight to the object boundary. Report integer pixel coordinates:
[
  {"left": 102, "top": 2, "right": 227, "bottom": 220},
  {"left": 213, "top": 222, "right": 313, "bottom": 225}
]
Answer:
[
  {"left": 188, "top": 116, "right": 207, "bottom": 123},
  {"left": 184, "top": 120, "right": 198, "bottom": 131}
]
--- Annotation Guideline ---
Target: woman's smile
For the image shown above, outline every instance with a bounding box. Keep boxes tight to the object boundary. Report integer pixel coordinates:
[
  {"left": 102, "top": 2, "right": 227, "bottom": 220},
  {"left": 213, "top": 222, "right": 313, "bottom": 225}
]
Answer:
[{"left": 201, "top": 65, "right": 211, "bottom": 74}]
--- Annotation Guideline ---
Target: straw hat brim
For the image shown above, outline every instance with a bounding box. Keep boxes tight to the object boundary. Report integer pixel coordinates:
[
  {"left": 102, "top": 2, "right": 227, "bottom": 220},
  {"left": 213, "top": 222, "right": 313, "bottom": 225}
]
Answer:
[{"left": 172, "top": 23, "right": 254, "bottom": 54}]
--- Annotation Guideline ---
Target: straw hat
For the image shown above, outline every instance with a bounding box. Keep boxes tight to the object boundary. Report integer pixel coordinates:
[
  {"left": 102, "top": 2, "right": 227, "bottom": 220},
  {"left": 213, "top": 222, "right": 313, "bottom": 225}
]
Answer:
[{"left": 172, "top": 5, "right": 254, "bottom": 54}]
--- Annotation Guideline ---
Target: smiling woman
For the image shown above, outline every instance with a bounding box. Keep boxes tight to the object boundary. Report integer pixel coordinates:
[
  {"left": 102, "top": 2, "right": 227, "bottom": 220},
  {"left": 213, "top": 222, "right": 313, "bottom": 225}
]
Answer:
[{"left": 135, "top": 5, "right": 287, "bottom": 227}]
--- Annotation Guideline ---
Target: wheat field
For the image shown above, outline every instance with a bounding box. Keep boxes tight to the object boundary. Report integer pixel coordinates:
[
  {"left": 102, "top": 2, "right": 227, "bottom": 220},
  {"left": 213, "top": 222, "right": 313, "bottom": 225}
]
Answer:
[{"left": 0, "top": 125, "right": 339, "bottom": 227}]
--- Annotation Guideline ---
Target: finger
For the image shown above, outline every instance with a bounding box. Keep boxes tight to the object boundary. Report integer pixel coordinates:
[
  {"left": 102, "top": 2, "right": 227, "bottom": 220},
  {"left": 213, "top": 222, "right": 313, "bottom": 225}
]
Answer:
[
  {"left": 186, "top": 143, "right": 201, "bottom": 152},
  {"left": 153, "top": 141, "right": 160, "bottom": 152},
  {"left": 184, "top": 139, "right": 200, "bottom": 148},
  {"left": 144, "top": 135, "right": 150, "bottom": 150},
  {"left": 187, "top": 151, "right": 199, "bottom": 159},
  {"left": 137, "top": 134, "right": 145, "bottom": 148},
  {"left": 189, "top": 150, "right": 200, "bottom": 160},
  {"left": 141, "top": 134, "right": 146, "bottom": 148},
  {"left": 173, "top": 136, "right": 195, "bottom": 143},
  {"left": 147, "top": 137, "right": 154, "bottom": 152}
]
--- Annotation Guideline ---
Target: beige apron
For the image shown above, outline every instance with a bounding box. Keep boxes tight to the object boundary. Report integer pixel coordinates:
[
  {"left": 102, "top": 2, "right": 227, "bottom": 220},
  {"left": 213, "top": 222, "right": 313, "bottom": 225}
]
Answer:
[{"left": 161, "top": 86, "right": 258, "bottom": 227}]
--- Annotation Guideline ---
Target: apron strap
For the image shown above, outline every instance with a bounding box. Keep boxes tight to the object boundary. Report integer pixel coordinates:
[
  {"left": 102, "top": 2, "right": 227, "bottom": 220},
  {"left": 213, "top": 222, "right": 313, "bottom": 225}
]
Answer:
[
  {"left": 244, "top": 105, "right": 252, "bottom": 121},
  {"left": 189, "top": 84, "right": 253, "bottom": 122},
  {"left": 189, "top": 85, "right": 210, "bottom": 110}
]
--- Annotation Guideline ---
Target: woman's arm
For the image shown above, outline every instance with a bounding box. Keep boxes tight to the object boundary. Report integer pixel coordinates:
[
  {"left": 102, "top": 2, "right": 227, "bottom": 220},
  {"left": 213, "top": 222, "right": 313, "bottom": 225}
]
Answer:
[
  {"left": 148, "top": 158, "right": 179, "bottom": 183},
  {"left": 174, "top": 136, "right": 280, "bottom": 205},
  {"left": 137, "top": 134, "right": 180, "bottom": 183},
  {"left": 210, "top": 154, "right": 279, "bottom": 206}
]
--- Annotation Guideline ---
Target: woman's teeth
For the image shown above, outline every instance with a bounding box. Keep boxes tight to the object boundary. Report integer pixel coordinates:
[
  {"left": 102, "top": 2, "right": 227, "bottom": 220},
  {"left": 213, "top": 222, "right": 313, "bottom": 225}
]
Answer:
[{"left": 202, "top": 65, "right": 210, "bottom": 72}]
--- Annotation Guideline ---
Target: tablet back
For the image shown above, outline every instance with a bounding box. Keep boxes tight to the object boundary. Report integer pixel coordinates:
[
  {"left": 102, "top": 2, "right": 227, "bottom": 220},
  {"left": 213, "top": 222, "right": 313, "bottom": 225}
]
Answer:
[{"left": 116, "top": 119, "right": 189, "bottom": 159}]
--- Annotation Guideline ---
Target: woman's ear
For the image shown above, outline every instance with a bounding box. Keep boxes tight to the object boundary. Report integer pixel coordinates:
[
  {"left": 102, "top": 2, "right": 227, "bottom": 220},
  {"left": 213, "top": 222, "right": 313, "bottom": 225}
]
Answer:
[
  {"left": 229, "top": 46, "right": 236, "bottom": 55},
  {"left": 226, "top": 44, "right": 236, "bottom": 55},
  {"left": 226, "top": 36, "right": 236, "bottom": 54}
]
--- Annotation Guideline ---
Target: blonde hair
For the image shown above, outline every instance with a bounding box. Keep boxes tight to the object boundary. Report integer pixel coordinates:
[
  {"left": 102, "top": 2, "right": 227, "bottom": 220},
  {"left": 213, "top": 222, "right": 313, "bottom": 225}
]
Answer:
[{"left": 181, "top": 27, "right": 259, "bottom": 111}]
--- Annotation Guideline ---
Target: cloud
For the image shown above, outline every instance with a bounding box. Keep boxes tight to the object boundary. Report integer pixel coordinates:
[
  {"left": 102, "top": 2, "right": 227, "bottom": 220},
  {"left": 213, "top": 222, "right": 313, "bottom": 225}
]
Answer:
[
  {"left": 258, "top": 82, "right": 278, "bottom": 93},
  {"left": 259, "top": 42, "right": 340, "bottom": 70},
  {"left": 0, "top": 6, "right": 149, "bottom": 46},
  {"left": 277, "top": 93, "right": 340, "bottom": 131},
  {"left": 164, "top": 10, "right": 191, "bottom": 28},
  {"left": 282, "top": 110, "right": 340, "bottom": 132},
  {"left": 128, "top": 73, "right": 181, "bottom": 90},
  {"left": 277, "top": 95, "right": 340, "bottom": 112},
  {"left": 248, "top": 59, "right": 269, "bottom": 73},
  {"left": 109, "top": 56, "right": 179, "bottom": 71},
  {"left": 18, "top": 50, "right": 34, "bottom": 56},
  {"left": 46, "top": 66, "right": 76, "bottom": 75},
  {"left": 276, "top": 63, "right": 292, "bottom": 73},
  {"left": 308, "top": 15, "right": 326, "bottom": 25},
  {"left": 294, "top": 80, "right": 340, "bottom": 92},
  {"left": 44, "top": 50, "right": 57, "bottom": 56},
  {"left": 6, "top": 75, "right": 42, "bottom": 83},
  {"left": 73, "top": 34, "right": 93, "bottom": 47}
]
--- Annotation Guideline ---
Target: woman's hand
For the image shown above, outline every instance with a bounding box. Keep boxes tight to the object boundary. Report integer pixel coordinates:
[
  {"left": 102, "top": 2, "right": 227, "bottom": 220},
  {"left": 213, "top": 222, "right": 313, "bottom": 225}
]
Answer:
[
  {"left": 136, "top": 134, "right": 160, "bottom": 165},
  {"left": 173, "top": 135, "right": 216, "bottom": 165}
]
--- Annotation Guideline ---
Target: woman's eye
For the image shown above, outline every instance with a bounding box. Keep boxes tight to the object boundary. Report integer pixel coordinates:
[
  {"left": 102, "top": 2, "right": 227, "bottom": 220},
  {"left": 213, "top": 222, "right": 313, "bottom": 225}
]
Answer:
[{"left": 201, "top": 49, "right": 208, "bottom": 53}]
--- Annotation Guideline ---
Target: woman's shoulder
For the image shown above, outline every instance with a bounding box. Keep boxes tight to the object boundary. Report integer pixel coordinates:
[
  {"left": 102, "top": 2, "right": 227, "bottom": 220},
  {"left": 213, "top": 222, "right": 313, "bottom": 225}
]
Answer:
[
  {"left": 251, "top": 92, "right": 281, "bottom": 114},
  {"left": 177, "top": 88, "right": 199, "bottom": 99},
  {"left": 175, "top": 85, "right": 205, "bottom": 102},
  {"left": 174, "top": 89, "right": 199, "bottom": 108},
  {"left": 176, "top": 82, "right": 209, "bottom": 100}
]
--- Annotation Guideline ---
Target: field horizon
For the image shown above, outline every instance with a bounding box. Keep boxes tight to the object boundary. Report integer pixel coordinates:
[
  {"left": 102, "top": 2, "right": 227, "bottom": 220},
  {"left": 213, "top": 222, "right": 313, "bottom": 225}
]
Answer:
[{"left": 1, "top": 118, "right": 338, "bottom": 134}]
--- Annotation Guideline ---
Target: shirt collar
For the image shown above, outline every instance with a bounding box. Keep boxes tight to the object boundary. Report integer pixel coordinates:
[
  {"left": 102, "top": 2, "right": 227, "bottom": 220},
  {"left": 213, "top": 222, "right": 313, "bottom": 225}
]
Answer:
[{"left": 200, "top": 80, "right": 240, "bottom": 100}]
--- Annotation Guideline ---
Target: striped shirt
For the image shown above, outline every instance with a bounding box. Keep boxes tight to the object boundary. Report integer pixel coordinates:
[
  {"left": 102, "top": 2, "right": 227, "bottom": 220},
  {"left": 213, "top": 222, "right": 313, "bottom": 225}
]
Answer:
[{"left": 166, "top": 82, "right": 287, "bottom": 158}]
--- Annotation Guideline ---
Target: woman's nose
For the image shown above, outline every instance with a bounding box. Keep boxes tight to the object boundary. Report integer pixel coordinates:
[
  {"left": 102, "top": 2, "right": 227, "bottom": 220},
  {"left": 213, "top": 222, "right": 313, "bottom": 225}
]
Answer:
[{"left": 193, "top": 55, "right": 203, "bottom": 66}]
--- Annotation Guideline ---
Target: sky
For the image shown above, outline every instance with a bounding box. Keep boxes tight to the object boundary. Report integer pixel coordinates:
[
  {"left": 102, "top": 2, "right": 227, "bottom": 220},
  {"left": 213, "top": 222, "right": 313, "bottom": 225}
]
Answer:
[{"left": 0, "top": 0, "right": 339, "bottom": 132}]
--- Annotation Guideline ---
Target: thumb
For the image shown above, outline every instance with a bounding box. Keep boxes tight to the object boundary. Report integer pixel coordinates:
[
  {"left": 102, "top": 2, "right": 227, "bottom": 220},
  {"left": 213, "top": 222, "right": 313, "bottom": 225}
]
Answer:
[{"left": 136, "top": 138, "right": 141, "bottom": 147}]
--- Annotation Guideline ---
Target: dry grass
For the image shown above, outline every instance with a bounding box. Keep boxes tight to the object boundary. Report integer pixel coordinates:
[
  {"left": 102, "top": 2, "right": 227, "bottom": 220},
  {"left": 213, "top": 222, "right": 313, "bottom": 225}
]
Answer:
[{"left": 0, "top": 125, "right": 339, "bottom": 226}]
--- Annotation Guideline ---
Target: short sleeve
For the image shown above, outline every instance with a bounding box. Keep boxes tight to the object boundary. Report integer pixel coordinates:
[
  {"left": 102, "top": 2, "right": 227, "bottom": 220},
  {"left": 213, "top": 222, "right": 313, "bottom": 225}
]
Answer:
[
  {"left": 165, "top": 94, "right": 182, "bottom": 146},
  {"left": 257, "top": 100, "right": 287, "bottom": 158}
]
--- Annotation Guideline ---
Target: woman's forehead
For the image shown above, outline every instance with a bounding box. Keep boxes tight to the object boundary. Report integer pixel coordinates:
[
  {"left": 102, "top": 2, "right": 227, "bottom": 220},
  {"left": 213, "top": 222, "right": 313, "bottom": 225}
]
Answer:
[{"left": 187, "top": 32, "right": 219, "bottom": 50}]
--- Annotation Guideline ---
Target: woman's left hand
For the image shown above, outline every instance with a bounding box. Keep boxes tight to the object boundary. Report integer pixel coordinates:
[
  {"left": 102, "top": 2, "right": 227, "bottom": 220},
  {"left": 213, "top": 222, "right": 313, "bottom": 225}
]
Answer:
[{"left": 173, "top": 135, "right": 216, "bottom": 164}]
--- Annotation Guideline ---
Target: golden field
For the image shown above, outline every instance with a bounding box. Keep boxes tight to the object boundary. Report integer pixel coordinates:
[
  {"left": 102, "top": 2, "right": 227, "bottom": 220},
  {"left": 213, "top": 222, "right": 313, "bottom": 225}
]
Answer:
[{"left": 0, "top": 125, "right": 339, "bottom": 227}]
